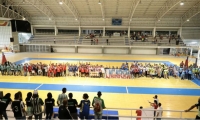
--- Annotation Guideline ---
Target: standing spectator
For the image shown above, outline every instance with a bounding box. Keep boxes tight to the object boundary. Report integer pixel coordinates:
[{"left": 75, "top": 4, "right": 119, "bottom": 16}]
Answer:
[
  {"left": 0, "top": 100, "right": 6, "bottom": 119},
  {"left": 78, "top": 93, "right": 90, "bottom": 120},
  {"left": 0, "top": 93, "right": 12, "bottom": 120},
  {"left": 185, "top": 98, "right": 200, "bottom": 120},
  {"left": 54, "top": 38, "right": 56, "bottom": 44},
  {"left": 188, "top": 69, "right": 192, "bottom": 80},
  {"left": 25, "top": 92, "right": 33, "bottom": 120},
  {"left": 149, "top": 100, "right": 158, "bottom": 120},
  {"left": 153, "top": 95, "right": 159, "bottom": 104},
  {"left": 92, "top": 91, "right": 106, "bottom": 120},
  {"left": 68, "top": 93, "right": 78, "bottom": 119},
  {"left": 136, "top": 106, "right": 143, "bottom": 120},
  {"left": 57, "top": 88, "right": 68, "bottom": 106},
  {"left": 58, "top": 99, "right": 73, "bottom": 119},
  {"left": 106, "top": 39, "right": 109, "bottom": 45},
  {"left": 44, "top": 92, "right": 55, "bottom": 120},
  {"left": 18, "top": 91, "right": 23, "bottom": 101},
  {"left": 11, "top": 93, "right": 26, "bottom": 119},
  {"left": 156, "top": 103, "right": 163, "bottom": 120},
  {"left": 32, "top": 90, "right": 44, "bottom": 120},
  {"left": 96, "top": 39, "right": 98, "bottom": 45}
]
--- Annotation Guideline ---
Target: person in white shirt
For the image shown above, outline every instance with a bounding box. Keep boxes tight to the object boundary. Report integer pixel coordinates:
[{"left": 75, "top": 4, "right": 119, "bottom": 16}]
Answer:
[
  {"left": 156, "top": 103, "right": 163, "bottom": 120},
  {"left": 154, "top": 95, "right": 159, "bottom": 104}
]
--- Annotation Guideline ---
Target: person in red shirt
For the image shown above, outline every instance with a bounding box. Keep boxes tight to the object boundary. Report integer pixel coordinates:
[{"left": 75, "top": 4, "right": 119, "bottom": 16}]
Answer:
[
  {"left": 136, "top": 106, "right": 143, "bottom": 120},
  {"left": 150, "top": 100, "right": 158, "bottom": 120}
]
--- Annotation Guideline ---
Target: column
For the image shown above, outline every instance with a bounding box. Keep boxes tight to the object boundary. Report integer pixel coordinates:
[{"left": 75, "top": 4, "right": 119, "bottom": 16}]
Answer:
[
  {"left": 54, "top": 26, "right": 58, "bottom": 36},
  {"left": 190, "top": 48, "right": 193, "bottom": 56},
  {"left": 153, "top": 27, "right": 156, "bottom": 37},
  {"left": 178, "top": 27, "right": 182, "bottom": 36},
  {"left": 79, "top": 26, "right": 81, "bottom": 37},
  {"left": 75, "top": 46, "right": 78, "bottom": 53},
  {"left": 31, "top": 25, "right": 34, "bottom": 35},
  {"left": 103, "top": 26, "right": 105, "bottom": 37},
  {"left": 128, "top": 26, "right": 130, "bottom": 38}
]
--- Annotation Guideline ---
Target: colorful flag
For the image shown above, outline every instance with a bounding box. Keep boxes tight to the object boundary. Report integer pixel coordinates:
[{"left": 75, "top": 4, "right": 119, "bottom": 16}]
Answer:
[
  {"left": 185, "top": 56, "right": 188, "bottom": 68},
  {"left": 2, "top": 52, "right": 7, "bottom": 64}
]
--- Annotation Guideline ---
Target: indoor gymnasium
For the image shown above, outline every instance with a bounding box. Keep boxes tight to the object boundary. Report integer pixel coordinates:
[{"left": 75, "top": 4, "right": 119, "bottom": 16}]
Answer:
[{"left": 0, "top": 0, "right": 200, "bottom": 120}]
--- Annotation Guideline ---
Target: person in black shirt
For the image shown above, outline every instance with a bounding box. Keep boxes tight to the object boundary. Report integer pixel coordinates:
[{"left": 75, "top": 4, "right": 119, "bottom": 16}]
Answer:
[
  {"left": 68, "top": 93, "right": 78, "bottom": 119},
  {"left": 0, "top": 100, "right": 6, "bottom": 120},
  {"left": 25, "top": 92, "right": 33, "bottom": 120},
  {"left": 185, "top": 98, "right": 200, "bottom": 120},
  {"left": 58, "top": 99, "right": 73, "bottom": 120},
  {"left": 11, "top": 92, "right": 26, "bottom": 119},
  {"left": 1, "top": 93, "right": 12, "bottom": 120},
  {"left": 44, "top": 92, "right": 55, "bottom": 120}
]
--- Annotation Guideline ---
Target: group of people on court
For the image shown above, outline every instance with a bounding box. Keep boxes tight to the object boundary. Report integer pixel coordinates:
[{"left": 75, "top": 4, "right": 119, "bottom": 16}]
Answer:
[
  {"left": 0, "top": 60, "right": 199, "bottom": 80},
  {"left": 0, "top": 88, "right": 106, "bottom": 120}
]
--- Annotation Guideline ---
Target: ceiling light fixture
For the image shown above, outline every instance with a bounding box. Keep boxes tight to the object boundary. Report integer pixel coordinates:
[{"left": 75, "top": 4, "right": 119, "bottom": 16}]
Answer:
[
  {"left": 103, "top": 18, "right": 104, "bottom": 21},
  {"left": 98, "top": 0, "right": 101, "bottom": 4},
  {"left": 49, "top": 18, "right": 51, "bottom": 20},
  {"left": 180, "top": 2, "right": 184, "bottom": 5},
  {"left": 22, "top": 0, "right": 25, "bottom": 3},
  {"left": 187, "top": 19, "right": 189, "bottom": 21},
  {"left": 75, "top": 18, "right": 78, "bottom": 21},
  {"left": 158, "top": 19, "right": 160, "bottom": 21},
  {"left": 23, "top": 17, "right": 26, "bottom": 20},
  {"left": 59, "top": 0, "right": 63, "bottom": 5}
]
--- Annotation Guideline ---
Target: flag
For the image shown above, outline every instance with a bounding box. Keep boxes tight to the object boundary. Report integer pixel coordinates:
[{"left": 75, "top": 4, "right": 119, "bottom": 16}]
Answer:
[
  {"left": 185, "top": 56, "right": 188, "bottom": 68},
  {"left": 2, "top": 52, "right": 7, "bottom": 64}
]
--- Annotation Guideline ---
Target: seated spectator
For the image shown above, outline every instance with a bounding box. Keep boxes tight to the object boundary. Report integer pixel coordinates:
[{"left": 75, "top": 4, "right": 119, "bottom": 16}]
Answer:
[
  {"left": 68, "top": 93, "right": 78, "bottom": 119},
  {"left": 58, "top": 99, "right": 73, "bottom": 119},
  {"left": 78, "top": 93, "right": 90, "bottom": 120}
]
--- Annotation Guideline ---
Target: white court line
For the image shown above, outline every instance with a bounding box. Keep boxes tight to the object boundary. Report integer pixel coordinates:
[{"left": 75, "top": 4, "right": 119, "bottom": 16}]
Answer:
[
  {"left": 126, "top": 86, "right": 129, "bottom": 94},
  {"left": 35, "top": 83, "right": 43, "bottom": 90}
]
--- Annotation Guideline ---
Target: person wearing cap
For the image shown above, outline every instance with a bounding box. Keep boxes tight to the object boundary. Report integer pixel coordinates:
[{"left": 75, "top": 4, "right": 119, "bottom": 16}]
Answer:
[
  {"left": 185, "top": 98, "right": 200, "bottom": 119},
  {"left": 57, "top": 88, "right": 68, "bottom": 106},
  {"left": 92, "top": 91, "right": 106, "bottom": 120},
  {"left": 136, "top": 106, "right": 143, "bottom": 120},
  {"left": 31, "top": 90, "right": 44, "bottom": 120}
]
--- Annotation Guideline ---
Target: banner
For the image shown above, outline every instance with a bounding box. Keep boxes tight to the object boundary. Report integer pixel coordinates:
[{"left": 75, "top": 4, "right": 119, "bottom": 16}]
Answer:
[{"left": 106, "top": 69, "right": 131, "bottom": 79}]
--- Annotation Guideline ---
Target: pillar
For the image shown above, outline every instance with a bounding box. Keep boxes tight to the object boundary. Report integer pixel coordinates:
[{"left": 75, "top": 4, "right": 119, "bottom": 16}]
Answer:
[
  {"left": 190, "top": 48, "right": 193, "bottom": 56},
  {"left": 103, "top": 26, "right": 105, "bottom": 37},
  {"left": 54, "top": 26, "right": 58, "bottom": 36},
  {"left": 75, "top": 46, "right": 78, "bottom": 53},
  {"left": 178, "top": 27, "right": 182, "bottom": 36},
  {"left": 31, "top": 25, "right": 34, "bottom": 35},
  {"left": 79, "top": 26, "right": 81, "bottom": 37},
  {"left": 153, "top": 27, "right": 156, "bottom": 37},
  {"left": 128, "top": 26, "right": 130, "bottom": 38}
]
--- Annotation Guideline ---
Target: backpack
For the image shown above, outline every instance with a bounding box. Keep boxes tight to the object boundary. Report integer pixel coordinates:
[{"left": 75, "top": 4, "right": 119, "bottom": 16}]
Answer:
[
  {"left": 94, "top": 102, "right": 100, "bottom": 113},
  {"left": 81, "top": 100, "right": 90, "bottom": 115}
]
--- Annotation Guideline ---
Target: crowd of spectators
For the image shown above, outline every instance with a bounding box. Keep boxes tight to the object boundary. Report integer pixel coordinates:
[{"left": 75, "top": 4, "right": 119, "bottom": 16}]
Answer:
[
  {"left": 0, "top": 88, "right": 106, "bottom": 120},
  {"left": 0, "top": 60, "right": 198, "bottom": 80}
]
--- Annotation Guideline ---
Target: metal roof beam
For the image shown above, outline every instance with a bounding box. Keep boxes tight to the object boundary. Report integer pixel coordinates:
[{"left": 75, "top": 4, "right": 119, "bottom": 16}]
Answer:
[
  {"left": 181, "top": 1, "right": 200, "bottom": 25},
  {"left": 99, "top": 0, "right": 105, "bottom": 20},
  {"left": 128, "top": 0, "right": 141, "bottom": 25},
  {"left": 26, "top": 0, "right": 55, "bottom": 19},
  {"left": 0, "top": 0, "right": 31, "bottom": 21},
  {"left": 156, "top": 0, "right": 181, "bottom": 21},
  {"left": 62, "top": 0, "right": 80, "bottom": 20}
]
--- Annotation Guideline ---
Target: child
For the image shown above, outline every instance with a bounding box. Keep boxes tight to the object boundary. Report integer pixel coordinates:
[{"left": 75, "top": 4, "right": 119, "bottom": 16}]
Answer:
[
  {"left": 136, "top": 106, "right": 143, "bottom": 120},
  {"left": 78, "top": 93, "right": 90, "bottom": 120}
]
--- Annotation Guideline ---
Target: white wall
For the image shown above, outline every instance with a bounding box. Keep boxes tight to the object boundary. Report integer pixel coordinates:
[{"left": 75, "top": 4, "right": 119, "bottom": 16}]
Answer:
[
  {"left": 78, "top": 47, "right": 102, "bottom": 54},
  {"left": 0, "top": 26, "right": 12, "bottom": 47},
  {"left": 104, "top": 48, "right": 129, "bottom": 54},
  {"left": 131, "top": 48, "right": 156, "bottom": 55},
  {"left": 53, "top": 46, "right": 75, "bottom": 53}
]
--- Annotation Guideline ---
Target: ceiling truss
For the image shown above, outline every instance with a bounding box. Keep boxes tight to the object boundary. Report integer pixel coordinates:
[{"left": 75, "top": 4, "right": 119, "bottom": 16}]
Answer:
[
  {"left": 156, "top": 0, "right": 181, "bottom": 21},
  {"left": 62, "top": 0, "right": 80, "bottom": 20},
  {"left": 128, "top": 0, "right": 141, "bottom": 25},
  {"left": 181, "top": 1, "right": 200, "bottom": 26},
  {"left": 26, "top": 0, "right": 55, "bottom": 20},
  {"left": 0, "top": 0, "right": 30, "bottom": 20}
]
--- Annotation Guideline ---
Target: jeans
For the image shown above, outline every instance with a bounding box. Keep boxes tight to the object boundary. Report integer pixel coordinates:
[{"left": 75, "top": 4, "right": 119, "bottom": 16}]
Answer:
[
  {"left": 2, "top": 111, "right": 8, "bottom": 120},
  {"left": 94, "top": 113, "right": 102, "bottom": 120},
  {"left": 46, "top": 111, "right": 53, "bottom": 119},
  {"left": 34, "top": 113, "right": 42, "bottom": 120}
]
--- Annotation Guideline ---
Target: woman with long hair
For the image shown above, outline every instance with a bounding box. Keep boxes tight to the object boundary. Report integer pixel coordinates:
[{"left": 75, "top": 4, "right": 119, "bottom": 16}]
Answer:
[{"left": 25, "top": 92, "right": 33, "bottom": 120}]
